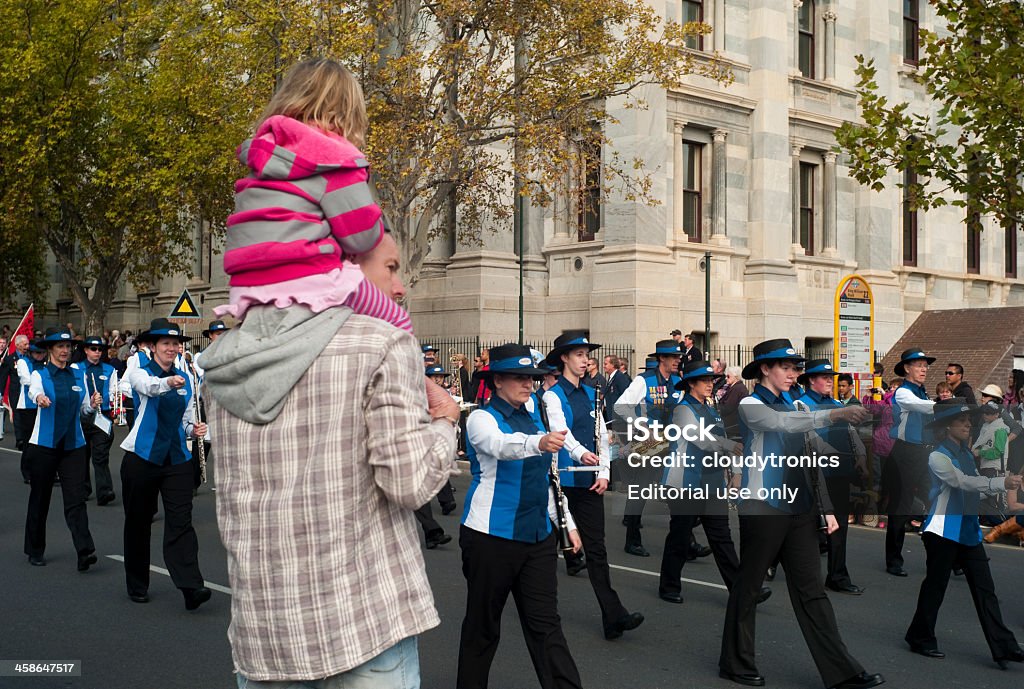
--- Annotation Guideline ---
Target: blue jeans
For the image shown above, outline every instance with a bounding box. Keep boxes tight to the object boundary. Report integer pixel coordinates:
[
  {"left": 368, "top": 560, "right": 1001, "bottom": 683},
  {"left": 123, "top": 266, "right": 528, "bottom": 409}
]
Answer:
[{"left": 236, "top": 637, "right": 420, "bottom": 689}]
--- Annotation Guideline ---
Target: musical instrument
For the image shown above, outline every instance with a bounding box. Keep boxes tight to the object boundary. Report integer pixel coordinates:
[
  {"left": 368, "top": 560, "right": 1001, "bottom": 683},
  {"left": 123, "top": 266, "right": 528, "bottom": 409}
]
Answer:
[
  {"left": 187, "top": 361, "right": 207, "bottom": 484},
  {"left": 594, "top": 386, "right": 604, "bottom": 464},
  {"left": 537, "top": 390, "right": 574, "bottom": 552},
  {"left": 793, "top": 399, "right": 829, "bottom": 531},
  {"left": 449, "top": 352, "right": 478, "bottom": 413}
]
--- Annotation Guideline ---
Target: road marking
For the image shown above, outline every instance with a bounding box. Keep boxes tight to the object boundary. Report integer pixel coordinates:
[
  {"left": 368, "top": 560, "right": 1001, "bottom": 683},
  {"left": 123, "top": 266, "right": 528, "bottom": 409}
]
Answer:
[
  {"left": 105, "top": 555, "right": 233, "bottom": 595},
  {"left": 0, "top": 447, "right": 20, "bottom": 455},
  {"left": 608, "top": 563, "right": 729, "bottom": 590}
]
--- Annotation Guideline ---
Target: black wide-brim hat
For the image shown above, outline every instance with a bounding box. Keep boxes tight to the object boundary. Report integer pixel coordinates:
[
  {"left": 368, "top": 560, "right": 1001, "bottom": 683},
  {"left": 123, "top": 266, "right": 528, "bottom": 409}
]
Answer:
[
  {"left": 545, "top": 330, "right": 600, "bottom": 366},
  {"left": 648, "top": 339, "right": 683, "bottom": 359},
  {"left": 675, "top": 360, "right": 725, "bottom": 389},
  {"left": 83, "top": 336, "right": 105, "bottom": 348},
  {"left": 202, "top": 320, "right": 230, "bottom": 337},
  {"left": 136, "top": 317, "right": 192, "bottom": 343},
  {"left": 926, "top": 397, "right": 980, "bottom": 429},
  {"left": 894, "top": 348, "right": 936, "bottom": 377},
  {"left": 480, "top": 343, "right": 552, "bottom": 379},
  {"left": 796, "top": 358, "right": 836, "bottom": 387},
  {"left": 741, "top": 338, "right": 806, "bottom": 380},
  {"left": 425, "top": 364, "right": 446, "bottom": 376},
  {"left": 33, "top": 326, "right": 82, "bottom": 348}
]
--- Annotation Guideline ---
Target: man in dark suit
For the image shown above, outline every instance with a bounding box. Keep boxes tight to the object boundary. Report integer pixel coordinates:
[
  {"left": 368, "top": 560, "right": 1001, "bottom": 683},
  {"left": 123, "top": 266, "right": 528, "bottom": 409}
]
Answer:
[
  {"left": 0, "top": 336, "right": 14, "bottom": 440},
  {"left": 683, "top": 333, "right": 703, "bottom": 365}
]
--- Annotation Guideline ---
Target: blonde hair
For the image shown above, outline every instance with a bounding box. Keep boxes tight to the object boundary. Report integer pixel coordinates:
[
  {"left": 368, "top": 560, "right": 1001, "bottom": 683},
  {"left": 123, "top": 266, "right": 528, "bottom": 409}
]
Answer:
[{"left": 257, "top": 58, "right": 369, "bottom": 148}]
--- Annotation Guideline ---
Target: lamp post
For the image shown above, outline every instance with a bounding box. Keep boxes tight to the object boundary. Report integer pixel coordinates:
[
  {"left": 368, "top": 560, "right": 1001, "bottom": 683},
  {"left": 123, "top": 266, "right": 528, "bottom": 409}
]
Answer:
[{"left": 704, "top": 251, "right": 711, "bottom": 353}]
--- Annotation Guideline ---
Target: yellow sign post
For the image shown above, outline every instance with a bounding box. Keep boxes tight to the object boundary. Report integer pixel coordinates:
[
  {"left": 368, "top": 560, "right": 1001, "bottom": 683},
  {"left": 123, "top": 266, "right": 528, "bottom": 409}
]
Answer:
[{"left": 833, "top": 275, "right": 875, "bottom": 400}]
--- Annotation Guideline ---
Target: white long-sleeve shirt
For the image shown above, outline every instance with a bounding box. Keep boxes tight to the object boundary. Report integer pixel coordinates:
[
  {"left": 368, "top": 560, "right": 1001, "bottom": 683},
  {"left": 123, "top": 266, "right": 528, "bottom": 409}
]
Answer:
[{"left": 542, "top": 387, "right": 611, "bottom": 482}]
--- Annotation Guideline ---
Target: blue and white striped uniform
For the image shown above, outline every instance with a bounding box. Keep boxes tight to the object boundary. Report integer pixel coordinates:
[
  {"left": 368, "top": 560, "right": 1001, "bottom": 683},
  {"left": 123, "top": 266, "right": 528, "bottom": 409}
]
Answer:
[
  {"left": 542, "top": 377, "right": 610, "bottom": 488},
  {"left": 118, "top": 347, "right": 151, "bottom": 397},
  {"left": 663, "top": 393, "right": 735, "bottom": 490},
  {"left": 890, "top": 381, "right": 935, "bottom": 444},
  {"left": 463, "top": 396, "right": 575, "bottom": 542},
  {"left": 28, "top": 363, "right": 93, "bottom": 449},
  {"left": 923, "top": 439, "right": 1008, "bottom": 547},
  {"left": 120, "top": 359, "right": 197, "bottom": 465},
  {"left": 73, "top": 361, "right": 117, "bottom": 413},
  {"left": 737, "top": 385, "right": 832, "bottom": 513},
  {"left": 15, "top": 354, "right": 42, "bottom": 410},
  {"left": 798, "top": 388, "right": 856, "bottom": 477}
]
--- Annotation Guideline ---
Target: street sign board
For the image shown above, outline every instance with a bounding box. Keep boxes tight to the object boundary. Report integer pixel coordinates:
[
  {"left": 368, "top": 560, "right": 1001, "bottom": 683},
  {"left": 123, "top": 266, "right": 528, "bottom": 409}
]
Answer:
[
  {"left": 169, "top": 289, "right": 202, "bottom": 320},
  {"left": 833, "top": 275, "right": 874, "bottom": 381}
]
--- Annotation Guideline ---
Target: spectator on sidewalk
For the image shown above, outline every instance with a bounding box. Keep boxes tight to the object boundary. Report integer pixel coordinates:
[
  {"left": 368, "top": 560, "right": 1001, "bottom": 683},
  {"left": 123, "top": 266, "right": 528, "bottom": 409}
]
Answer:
[{"left": 945, "top": 363, "right": 976, "bottom": 404}]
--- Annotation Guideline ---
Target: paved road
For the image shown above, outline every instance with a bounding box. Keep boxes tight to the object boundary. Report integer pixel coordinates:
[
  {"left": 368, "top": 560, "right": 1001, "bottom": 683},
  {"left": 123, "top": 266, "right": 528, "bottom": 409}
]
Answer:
[{"left": 1, "top": 429, "right": 1022, "bottom": 688}]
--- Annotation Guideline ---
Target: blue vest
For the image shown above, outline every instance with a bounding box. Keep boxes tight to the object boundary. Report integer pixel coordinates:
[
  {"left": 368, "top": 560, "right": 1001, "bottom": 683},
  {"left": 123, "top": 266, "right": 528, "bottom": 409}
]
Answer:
[
  {"left": 131, "top": 360, "right": 193, "bottom": 464},
  {"left": 463, "top": 397, "right": 553, "bottom": 543},
  {"left": 548, "top": 377, "right": 597, "bottom": 488},
  {"left": 30, "top": 364, "right": 87, "bottom": 450},
  {"left": 78, "top": 361, "right": 115, "bottom": 412},
  {"left": 890, "top": 381, "right": 931, "bottom": 445},
  {"left": 798, "top": 389, "right": 854, "bottom": 477},
  {"left": 740, "top": 385, "right": 812, "bottom": 513},
  {"left": 641, "top": 369, "right": 683, "bottom": 424},
  {"left": 662, "top": 394, "right": 729, "bottom": 490},
  {"left": 17, "top": 354, "right": 43, "bottom": 410},
  {"left": 923, "top": 440, "right": 984, "bottom": 546}
]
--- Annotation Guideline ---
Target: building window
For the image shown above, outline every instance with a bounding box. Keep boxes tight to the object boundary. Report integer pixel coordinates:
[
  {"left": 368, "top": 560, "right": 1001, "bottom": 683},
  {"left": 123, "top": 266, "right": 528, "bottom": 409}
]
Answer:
[
  {"left": 577, "top": 138, "right": 600, "bottom": 242},
  {"left": 799, "top": 162, "right": 815, "bottom": 255},
  {"left": 798, "top": 0, "right": 815, "bottom": 78},
  {"left": 967, "top": 212, "right": 981, "bottom": 274},
  {"left": 682, "top": 141, "right": 703, "bottom": 242},
  {"left": 902, "top": 168, "right": 918, "bottom": 266},
  {"left": 1006, "top": 222, "right": 1017, "bottom": 278},
  {"left": 903, "top": 0, "right": 920, "bottom": 65},
  {"left": 682, "top": 1, "right": 704, "bottom": 51}
]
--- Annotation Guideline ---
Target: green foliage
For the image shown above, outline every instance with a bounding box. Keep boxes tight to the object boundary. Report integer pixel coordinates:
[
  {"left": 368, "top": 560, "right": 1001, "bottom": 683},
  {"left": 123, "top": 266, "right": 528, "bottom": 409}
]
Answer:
[{"left": 836, "top": 0, "right": 1024, "bottom": 227}]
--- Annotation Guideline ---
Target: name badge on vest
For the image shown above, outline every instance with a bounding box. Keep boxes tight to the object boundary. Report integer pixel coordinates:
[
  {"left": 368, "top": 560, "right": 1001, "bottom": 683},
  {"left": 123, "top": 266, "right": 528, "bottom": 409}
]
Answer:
[
  {"left": 99, "top": 375, "right": 108, "bottom": 381},
  {"left": 72, "top": 385, "right": 83, "bottom": 392},
  {"left": 177, "top": 389, "right": 187, "bottom": 396}
]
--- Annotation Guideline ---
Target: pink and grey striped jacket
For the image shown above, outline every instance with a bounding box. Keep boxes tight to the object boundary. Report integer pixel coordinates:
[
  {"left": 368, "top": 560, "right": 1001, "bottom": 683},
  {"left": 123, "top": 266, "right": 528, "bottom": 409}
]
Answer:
[{"left": 225, "top": 116, "right": 383, "bottom": 287}]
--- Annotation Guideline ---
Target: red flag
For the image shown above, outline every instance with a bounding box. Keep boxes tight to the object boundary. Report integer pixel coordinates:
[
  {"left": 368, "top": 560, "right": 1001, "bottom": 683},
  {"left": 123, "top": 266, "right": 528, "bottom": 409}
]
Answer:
[{"left": 3, "top": 303, "right": 33, "bottom": 408}]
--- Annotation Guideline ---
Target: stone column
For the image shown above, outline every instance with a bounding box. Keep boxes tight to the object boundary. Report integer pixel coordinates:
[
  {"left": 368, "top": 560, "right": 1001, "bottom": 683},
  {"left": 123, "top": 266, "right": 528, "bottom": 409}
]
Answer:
[
  {"left": 791, "top": 143, "right": 803, "bottom": 250},
  {"left": 823, "top": 150, "right": 838, "bottom": 255},
  {"left": 712, "top": 129, "right": 728, "bottom": 240},
  {"left": 713, "top": 0, "right": 726, "bottom": 53},
  {"left": 823, "top": 7, "right": 837, "bottom": 81},
  {"left": 672, "top": 121, "right": 685, "bottom": 238},
  {"left": 793, "top": 1, "right": 803, "bottom": 75}
]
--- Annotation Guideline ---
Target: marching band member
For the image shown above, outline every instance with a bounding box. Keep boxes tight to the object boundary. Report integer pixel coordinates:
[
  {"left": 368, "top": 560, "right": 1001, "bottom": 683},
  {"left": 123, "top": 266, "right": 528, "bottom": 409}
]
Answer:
[
  {"left": 24, "top": 327, "right": 102, "bottom": 570},
  {"left": 614, "top": 339, "right": 684, "bottom": 556},
  {"left": 458, "top": 343, "right": 583, "bottom": 689},
  {"left": 659, "top": 360, "right": 771, "bottom": 606},
  {"left": 188, "top": 319, "right": 230, "bottom": 492},
  {"left": 120, "top": 318, "right": 210, "bottom": 609},
  {"left": 73, "top": 335, "right": 118, "bottom": 506},
  {"left": 905, "top": 398, "right": 1024, "bottom": 669},
  {"left": 543, "top": 331, "right": 644, "bottom": 640},
  {"left": 719, "top": 339, "right": 883, "bottom": 689},
  {"left": 15, "top": 340, "right": 47, "bottom": 483},
  {"left": 119, "top": 337, "right": 154, "bottom": 428}
]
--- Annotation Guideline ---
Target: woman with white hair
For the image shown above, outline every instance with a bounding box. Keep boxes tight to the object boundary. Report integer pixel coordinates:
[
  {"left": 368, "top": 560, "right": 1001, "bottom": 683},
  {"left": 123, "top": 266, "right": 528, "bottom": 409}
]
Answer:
[{"left": 718, "top": 365, "right": 747, "bottom": 439}]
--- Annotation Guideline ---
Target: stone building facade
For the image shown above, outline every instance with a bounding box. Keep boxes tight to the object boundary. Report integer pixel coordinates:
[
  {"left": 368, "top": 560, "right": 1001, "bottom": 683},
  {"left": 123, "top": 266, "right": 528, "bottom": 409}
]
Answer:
[{"left": 7, "top": 1, "right": 1021, "bottom": 366}]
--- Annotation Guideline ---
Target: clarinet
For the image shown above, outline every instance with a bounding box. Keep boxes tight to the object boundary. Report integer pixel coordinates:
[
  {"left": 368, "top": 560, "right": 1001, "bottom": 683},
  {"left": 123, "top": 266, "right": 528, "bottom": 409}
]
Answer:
[
  {"left": 594, "top": 386, "right": 604, "bottom": 464},
  {"left": 793, "top": 399, "right": 829, "bottom": 531},
  {"left": 188, "top": 361, "right": 207, "bottom": 484},
  {"left": 537, "top": 392, "right": 574, "bottom": 553}
]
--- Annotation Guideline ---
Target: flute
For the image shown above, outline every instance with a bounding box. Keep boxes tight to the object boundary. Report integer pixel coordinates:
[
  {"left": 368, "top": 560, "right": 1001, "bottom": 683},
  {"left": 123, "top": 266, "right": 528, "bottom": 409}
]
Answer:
[
  {"left": 188, "top": 361, "right": 207, "bottom": 484},
  {"left": 537, "top": 392, "right": 574, "bottom": 553}
]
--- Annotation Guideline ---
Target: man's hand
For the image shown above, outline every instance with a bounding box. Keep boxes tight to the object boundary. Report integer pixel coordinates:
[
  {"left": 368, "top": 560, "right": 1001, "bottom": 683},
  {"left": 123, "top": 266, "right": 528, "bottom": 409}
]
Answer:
[
  {"left": 569, "top": 529, "right": 583, "bottom": 554},
  {"left": 193, "top": 422, "right": 208, "bottom": 439},
  {"left": 825, "top": 514, "right": 840, "bottom": 535},
  {"left": 426, "top": 378, "right": 460, "bottom": 422},
  {"left": 590, "top": 477, "right": 609, "bottom": 495},
  {"left": 580, "top": 451, "right": 600, "bottom": 466},
  {"left": 539, "top": 430, "right": 567, "bottom": 453},
  {"left": 167, "top": 375, "right": 186, "bottom": 389}
]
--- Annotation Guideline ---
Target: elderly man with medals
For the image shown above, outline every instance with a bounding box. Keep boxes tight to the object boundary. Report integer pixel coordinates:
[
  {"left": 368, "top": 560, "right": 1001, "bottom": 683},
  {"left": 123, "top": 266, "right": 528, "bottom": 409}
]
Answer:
[
  {"left": 542, "top": 330, "right": 645, "bottom": 641},
  {"left": 659, "top": 360, "right": 771, "bottom": 607},
  {"left": 718, "top": 339, "right": 884, "bottom": 689},
  {"left": 458, "top": 343, "right": 584, "bottom": 689}
]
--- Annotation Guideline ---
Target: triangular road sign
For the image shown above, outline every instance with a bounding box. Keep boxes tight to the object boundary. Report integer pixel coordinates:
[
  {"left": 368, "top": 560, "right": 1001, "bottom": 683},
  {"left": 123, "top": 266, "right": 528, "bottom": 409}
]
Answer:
[{"left": 169, "top": 289, "right": 202, "bottom": 319}]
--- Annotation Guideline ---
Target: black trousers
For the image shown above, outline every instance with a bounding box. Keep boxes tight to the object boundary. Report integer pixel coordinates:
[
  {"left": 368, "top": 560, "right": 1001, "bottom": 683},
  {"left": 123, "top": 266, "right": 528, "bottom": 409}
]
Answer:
[
  {"left": 437, "top": 480, "right": 455, "bottom": 508},
  {"left": 414, "top": 502, "right": 443, "bottom": 537},
  {"left": 83, "top": 422, "right": 115, "bottom": 500},
  {"left": 825, "top": 475, "right": 854, "bottom": 587},
  {"left": 14, "top": 409, "right": 36, "bottom": 479},
  {"left": 23, "top": 442, "right": 95, "bottom": 559},
  {"left": 720, "top": 511, "right": 863, "bottom": 687},
  {"left": 885, "top": 440, "right": 932, "bottom": 569},
  {"left": 457, "top": 526, "right": 582, "bottom": 689},
  {"left": 562, "top": 486, "right": 628, "bottom": 628},
  {"left": 661, "top": 496, "right": 739, "bottom": 595},
  {"left": 906, "top": 532, "right": 1019, "bottom": 659},
  {"left": 120, "top": 452, "right": 204, "bottom": 596}
]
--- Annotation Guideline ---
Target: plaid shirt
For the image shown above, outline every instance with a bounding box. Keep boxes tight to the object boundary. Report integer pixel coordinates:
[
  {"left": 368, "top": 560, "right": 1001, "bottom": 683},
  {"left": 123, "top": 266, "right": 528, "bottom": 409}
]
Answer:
[{"left": 209, "top": 315, "right": 457, "bottom": 681}]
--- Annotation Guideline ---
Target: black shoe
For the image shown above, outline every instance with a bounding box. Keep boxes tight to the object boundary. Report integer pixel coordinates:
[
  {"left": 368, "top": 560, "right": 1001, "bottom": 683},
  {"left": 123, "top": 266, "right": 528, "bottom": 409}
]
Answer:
[
  {"left": 755, "top": 586, "right": 772, "bottom": 604},
  {"left": 440, "top": 502, "right": 457, "bottom": 516},
  {"left": 910, "top": 647, "right": 945, "bottom": 659},
  {"left": 828, "top": 671, "right": 885, "bottom": 689},
  {"left": 691, "top": 542, "right": 712, "bottom": 558},
  {"left": 28, "top": 555, "right": 46, "bottom": 567},
  {"left": 183, "top": 586, "right": 211, "bottom": 611},
  {"left": 129, "top": 592, "right": 149, "bottom": 603},
  {"left": 826, "top": 582, "right": 865, "bottom": 595},
  {"left": 424, "top": 531, "right": 451, "bottom": 549},
  {"left": 566, "top": 558, "right": 587, "bottom": 576},
  {"left": 658, "top": 590, "right": 684, "bottom": 604},
  {"left": 952, "top": 567, "right": 963, "bottom": 576},
  {"left": 604, "top": 611, "right": 644, "bottom": 639},
  {"left": 765, "top": 565, "right": 776, "bottom": 581},
  {"left": 719, "top": 670, "right": 765, "bottom": 687},
  {"left": 624, "top": 543, "right": 650, "bottom": 557},
  {"left": 886, "top": 566, "right": 908, "bottom": 577},
  {"left": 77, "top": 553, "right": 97, "bottom": 572},
  {"left": 97, "top": 493, "right": 115, "bottom": 506},
  {"left": 1002, "top": 648, "right": 1024, "bottom": 663}
]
